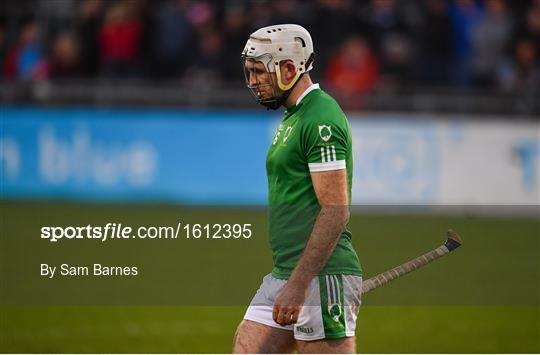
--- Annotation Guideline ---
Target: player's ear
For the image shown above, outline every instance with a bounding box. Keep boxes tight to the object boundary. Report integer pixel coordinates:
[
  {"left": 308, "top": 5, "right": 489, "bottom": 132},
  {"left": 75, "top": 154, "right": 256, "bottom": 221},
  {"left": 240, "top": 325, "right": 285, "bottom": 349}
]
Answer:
[{"left": 280, "top": 60, "right": 297, "bottom": 85}]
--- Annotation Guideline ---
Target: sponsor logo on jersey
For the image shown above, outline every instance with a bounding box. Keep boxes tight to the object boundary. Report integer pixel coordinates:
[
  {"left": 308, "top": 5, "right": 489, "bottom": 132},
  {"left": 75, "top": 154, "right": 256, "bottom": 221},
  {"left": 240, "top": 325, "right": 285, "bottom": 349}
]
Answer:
[{"left": 318, "top": 125, "right": 332, "bottom": 142}]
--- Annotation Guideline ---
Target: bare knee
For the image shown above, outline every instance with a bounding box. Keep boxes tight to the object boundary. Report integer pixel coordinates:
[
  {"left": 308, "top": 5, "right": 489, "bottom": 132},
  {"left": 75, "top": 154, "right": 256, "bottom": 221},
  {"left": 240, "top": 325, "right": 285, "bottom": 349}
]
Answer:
[
  {"left": 297, "top": 336, "right": 356, "bottom": 354},
  {"left": 233, "top": 320, "right": 252, "bottom": 353},
  {"left": 233, "top": 320, "right": 295, "bottom": 354}
]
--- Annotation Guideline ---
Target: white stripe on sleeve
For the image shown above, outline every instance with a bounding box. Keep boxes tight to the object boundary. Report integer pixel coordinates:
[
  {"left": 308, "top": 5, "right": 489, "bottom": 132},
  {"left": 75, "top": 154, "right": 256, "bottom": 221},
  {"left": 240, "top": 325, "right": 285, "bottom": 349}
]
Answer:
[
  {"left": 308, "top": 160, "right": 346, "bottom": 172},
  {"left": 326, "top": 146, "right": 332, "bottom": 161}
]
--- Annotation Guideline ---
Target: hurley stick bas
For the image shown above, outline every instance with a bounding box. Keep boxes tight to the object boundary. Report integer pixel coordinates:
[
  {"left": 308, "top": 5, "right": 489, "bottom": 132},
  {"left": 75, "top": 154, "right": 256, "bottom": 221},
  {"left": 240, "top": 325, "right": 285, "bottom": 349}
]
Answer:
[{"left": 361, "top": 229, "right": 462, "bottom": 294}]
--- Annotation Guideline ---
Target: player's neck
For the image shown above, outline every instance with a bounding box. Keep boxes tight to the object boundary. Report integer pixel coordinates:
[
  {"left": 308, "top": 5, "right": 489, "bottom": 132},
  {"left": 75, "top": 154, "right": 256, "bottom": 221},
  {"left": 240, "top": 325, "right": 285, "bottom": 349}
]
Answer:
[{"left": 283, "top": 75, "right": 313, "bottom": 109}]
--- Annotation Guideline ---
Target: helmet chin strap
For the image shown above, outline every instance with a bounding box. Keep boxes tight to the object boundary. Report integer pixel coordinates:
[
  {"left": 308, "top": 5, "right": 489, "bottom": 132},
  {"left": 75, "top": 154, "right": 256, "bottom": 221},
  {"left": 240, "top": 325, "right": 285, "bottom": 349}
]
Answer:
[
  {"left": 275, "top": 65, "right": 301, "bottom": 91},
  {"left": 259, "top": 68, "right": 303, "bottom": 110},
  {"left": 259, "top": 97, "right": 283, "bottom": 110}
]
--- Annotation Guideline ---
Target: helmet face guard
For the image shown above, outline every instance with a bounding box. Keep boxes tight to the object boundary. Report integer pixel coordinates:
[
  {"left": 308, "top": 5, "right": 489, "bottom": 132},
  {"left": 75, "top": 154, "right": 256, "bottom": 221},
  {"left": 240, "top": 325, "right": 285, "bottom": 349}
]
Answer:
[{"left": 241, "top": 53, "right": 284, "bottom": 110}]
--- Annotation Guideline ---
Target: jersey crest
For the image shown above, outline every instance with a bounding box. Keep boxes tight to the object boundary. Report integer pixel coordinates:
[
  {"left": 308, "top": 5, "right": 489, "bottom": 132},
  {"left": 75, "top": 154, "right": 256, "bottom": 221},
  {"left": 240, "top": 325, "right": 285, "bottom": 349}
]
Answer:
[{"left": 318, "top": 125, "right": 332, "bottom": 142}]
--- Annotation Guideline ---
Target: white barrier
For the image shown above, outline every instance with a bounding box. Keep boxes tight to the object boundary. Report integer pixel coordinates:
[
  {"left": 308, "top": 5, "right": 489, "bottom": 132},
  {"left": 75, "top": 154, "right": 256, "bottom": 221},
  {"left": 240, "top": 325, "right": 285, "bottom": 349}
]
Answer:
[{"left": 349, "top": 115, "right": 539, "bottom": 206}]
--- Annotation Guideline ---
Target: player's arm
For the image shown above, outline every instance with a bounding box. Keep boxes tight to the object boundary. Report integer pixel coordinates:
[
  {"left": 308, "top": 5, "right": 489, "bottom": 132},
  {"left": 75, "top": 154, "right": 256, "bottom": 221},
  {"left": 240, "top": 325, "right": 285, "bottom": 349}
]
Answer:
[
  {"left": 288, "top": 169, "right": 349, "bottom": 287},
  {"left": 272, "top": 168, "right": 349, "bottom": 326}
]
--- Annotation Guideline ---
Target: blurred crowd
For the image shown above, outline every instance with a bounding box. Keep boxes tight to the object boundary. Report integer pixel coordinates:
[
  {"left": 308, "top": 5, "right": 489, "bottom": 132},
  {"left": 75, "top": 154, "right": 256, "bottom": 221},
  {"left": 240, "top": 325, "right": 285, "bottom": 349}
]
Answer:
[{"left": 1, "top": 0, "right": 539, "bottom": 94}]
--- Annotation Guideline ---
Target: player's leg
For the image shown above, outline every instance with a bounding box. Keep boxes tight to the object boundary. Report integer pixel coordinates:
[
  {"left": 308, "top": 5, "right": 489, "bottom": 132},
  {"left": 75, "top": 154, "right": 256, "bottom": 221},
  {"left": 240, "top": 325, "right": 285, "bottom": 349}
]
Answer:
[
  {"left": 293, "top": 275, "right": 362, "bottom": 354},
  {"left": 233, "top": 319, "right": 296, "bottom": 353},
  {"left": 234, "top": 274, "right": 296, "bottom": 353},
  {"left": 296, "top": 336, "right": 356, "bottom": 354}
]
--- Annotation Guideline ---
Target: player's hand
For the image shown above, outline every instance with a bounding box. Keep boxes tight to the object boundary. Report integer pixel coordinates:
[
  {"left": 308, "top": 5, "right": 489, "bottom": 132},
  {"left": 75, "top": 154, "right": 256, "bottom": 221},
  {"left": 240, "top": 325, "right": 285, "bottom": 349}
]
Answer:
[{"left": 272, "top": 283, "right": 307, "bottom": 326}]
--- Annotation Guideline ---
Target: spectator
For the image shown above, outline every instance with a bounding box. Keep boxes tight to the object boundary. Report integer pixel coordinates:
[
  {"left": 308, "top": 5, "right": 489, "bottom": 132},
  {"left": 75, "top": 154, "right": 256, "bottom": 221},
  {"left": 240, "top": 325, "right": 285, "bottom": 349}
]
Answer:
[
  {"left": 272, "top": 0, "right": 307, "bottom": 25},
  {"left": 76, "top": 0, "right": 104, "bottom": 77},
  {"left": 36, "top": 0, "right": 78, "bottom": 42},
  {"left": 518, "top": 1, "right": 540, "bottom": 46},
  {"left": 377, "top": 32, "right": 414, "bottom": 90},
  {"left": 182, "top": 29, "right": 224, "bottom": 86},
  {"left": 325, "top": 35, "right": 379, "bottom": 96},
  {"left": 186, "top": 1, "right": 216, "bottom": 34},
  {"left": 448, "top": 0, "right": 485, "bottom": 85},
  {"left": 363, "top": 0, "right": 411, "bottom": 51},
  {"left": 3, "top": 17, "right": 46, "bottom": 80},
  {"left": 99, "top": 0, "right": 144, "bottom": 78},
  {"left": 47, "top": 31, "right": 81, "bottom": 79},
  {"left": 497, "top": 36, "right": 540, "bottom": 93},
  {"left": 471, "top": 0, "right": 513, "bottom": 86},
  {"left": 0, "top": 17, "right": 7, "bottom": 79},
  {"left": 309, "top": 0, "right": 359, "bottom": 79},
  {"left": 416, "top": 0, "right": 453, "bottom": 84},
  {"left": 0, "top": 0, "right": 537, "bottom": 95},
  {"left": 152, "top": 0, "right": 194, "bottom": 79},
  {"left": 361, "top": 0, "right": 414, "bottom": 89},
  {"left": 246, "top": 0, "right": 274, "bottom": 33},
  {"left": 222, "top": 4, "right": 250, "bottom": 81}
]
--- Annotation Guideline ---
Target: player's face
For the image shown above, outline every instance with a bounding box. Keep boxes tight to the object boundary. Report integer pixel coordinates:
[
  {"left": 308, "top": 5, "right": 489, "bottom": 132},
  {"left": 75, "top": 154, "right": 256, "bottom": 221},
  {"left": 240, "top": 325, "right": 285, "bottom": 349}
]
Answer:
[{"left": 244, "top": 60, "right": 276, "bottom": 100}]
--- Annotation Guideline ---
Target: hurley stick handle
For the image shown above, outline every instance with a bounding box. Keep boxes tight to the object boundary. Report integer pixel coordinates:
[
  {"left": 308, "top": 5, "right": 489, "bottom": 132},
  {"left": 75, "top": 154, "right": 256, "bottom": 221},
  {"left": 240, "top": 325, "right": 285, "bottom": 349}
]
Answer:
[{"left": 361, "top": 229, "right": 462, "bottom": 294}]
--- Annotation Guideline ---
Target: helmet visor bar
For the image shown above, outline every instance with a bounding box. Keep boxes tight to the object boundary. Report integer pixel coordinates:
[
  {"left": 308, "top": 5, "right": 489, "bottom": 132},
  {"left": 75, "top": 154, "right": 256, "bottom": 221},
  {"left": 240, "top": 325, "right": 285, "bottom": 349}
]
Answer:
[{"left": 241, "top": 54, "right": 280, "bottom": 106}]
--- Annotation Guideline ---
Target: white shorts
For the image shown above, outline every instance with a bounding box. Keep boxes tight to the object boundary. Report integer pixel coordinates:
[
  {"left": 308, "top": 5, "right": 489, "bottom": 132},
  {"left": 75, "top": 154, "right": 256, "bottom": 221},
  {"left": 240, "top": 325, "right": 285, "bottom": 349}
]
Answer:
[{"left": 243, "top": 273, "right": 362, "bottom": 341}]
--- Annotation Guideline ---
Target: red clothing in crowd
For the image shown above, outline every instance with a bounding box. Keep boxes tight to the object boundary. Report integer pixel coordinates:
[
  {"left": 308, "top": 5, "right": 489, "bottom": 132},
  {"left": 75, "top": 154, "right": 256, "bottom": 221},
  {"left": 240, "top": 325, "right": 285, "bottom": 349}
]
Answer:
[{"left": 99, "top": 20, "right": 143, "bottom": 62}]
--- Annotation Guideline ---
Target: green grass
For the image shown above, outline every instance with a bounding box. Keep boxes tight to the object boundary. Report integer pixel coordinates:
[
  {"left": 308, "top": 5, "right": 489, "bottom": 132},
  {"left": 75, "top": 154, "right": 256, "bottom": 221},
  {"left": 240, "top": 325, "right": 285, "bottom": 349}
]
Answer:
[
  {"left": 1, "top": 306, "right": 538, "bottom": 353},
  {"left": 0, "top": 202, "right": 538, "bottom": 353}
]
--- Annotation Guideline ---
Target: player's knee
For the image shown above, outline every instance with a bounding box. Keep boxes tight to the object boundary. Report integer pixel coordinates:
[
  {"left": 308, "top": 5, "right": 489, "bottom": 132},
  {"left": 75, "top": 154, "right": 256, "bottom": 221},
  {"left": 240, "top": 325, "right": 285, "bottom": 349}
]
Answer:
[
  {"left": 232, "top": 320, "right": 258, "bottom": 353},
  {"left": 232, "top": 321, "right": 247, "bottom": 353},
  {"left": 233, "top": 320, "right": 296, "bottom": 353},
  {"left": 296, "top": 336, "right": 356, "bottom": 354}
]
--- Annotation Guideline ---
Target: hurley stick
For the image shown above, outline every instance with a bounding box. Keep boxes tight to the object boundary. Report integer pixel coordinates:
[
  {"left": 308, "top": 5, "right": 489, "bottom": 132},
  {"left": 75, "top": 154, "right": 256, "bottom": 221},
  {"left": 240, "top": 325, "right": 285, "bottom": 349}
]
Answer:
[{"left": 362, "top": 229, "right": 462, "bottom": 294}]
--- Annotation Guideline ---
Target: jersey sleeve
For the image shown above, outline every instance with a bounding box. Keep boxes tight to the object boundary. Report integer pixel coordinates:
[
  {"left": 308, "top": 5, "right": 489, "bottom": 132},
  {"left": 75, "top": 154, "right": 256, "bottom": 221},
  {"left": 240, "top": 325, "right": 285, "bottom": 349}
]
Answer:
[{"left": 302, "top": 116, "right": 350, "bottom": 172}]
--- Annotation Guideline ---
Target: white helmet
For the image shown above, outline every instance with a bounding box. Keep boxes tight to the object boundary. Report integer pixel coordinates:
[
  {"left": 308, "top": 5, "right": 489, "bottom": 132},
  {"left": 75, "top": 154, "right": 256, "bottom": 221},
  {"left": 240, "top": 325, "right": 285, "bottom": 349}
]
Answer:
[{"left": 241, "top": 24, "right": 315, "bottom": 109}]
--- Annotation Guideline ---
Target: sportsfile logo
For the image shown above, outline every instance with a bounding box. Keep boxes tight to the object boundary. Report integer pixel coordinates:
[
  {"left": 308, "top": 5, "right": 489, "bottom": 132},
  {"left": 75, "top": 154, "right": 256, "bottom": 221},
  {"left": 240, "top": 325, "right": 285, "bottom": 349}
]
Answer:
[{"left": 41, "top": 222, "right": 253, "bottom": 242}]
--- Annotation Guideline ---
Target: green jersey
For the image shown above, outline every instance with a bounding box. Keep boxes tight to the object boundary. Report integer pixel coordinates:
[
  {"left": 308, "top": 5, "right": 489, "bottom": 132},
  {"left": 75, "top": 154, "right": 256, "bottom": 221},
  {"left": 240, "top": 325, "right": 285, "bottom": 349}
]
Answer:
[{"left": 266, "top": 84, "right": 362, "bottom": 279}]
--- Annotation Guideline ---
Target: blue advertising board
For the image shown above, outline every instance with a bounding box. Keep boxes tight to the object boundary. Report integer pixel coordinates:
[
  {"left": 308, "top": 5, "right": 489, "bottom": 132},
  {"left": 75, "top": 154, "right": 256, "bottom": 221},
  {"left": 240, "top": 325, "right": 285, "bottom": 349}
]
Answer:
[
  {"left": 1, "top": 107, "right": 277, "bottom": 204},
  {"left": 2, "top": 107, "right": 537, "bottom": 206}
]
